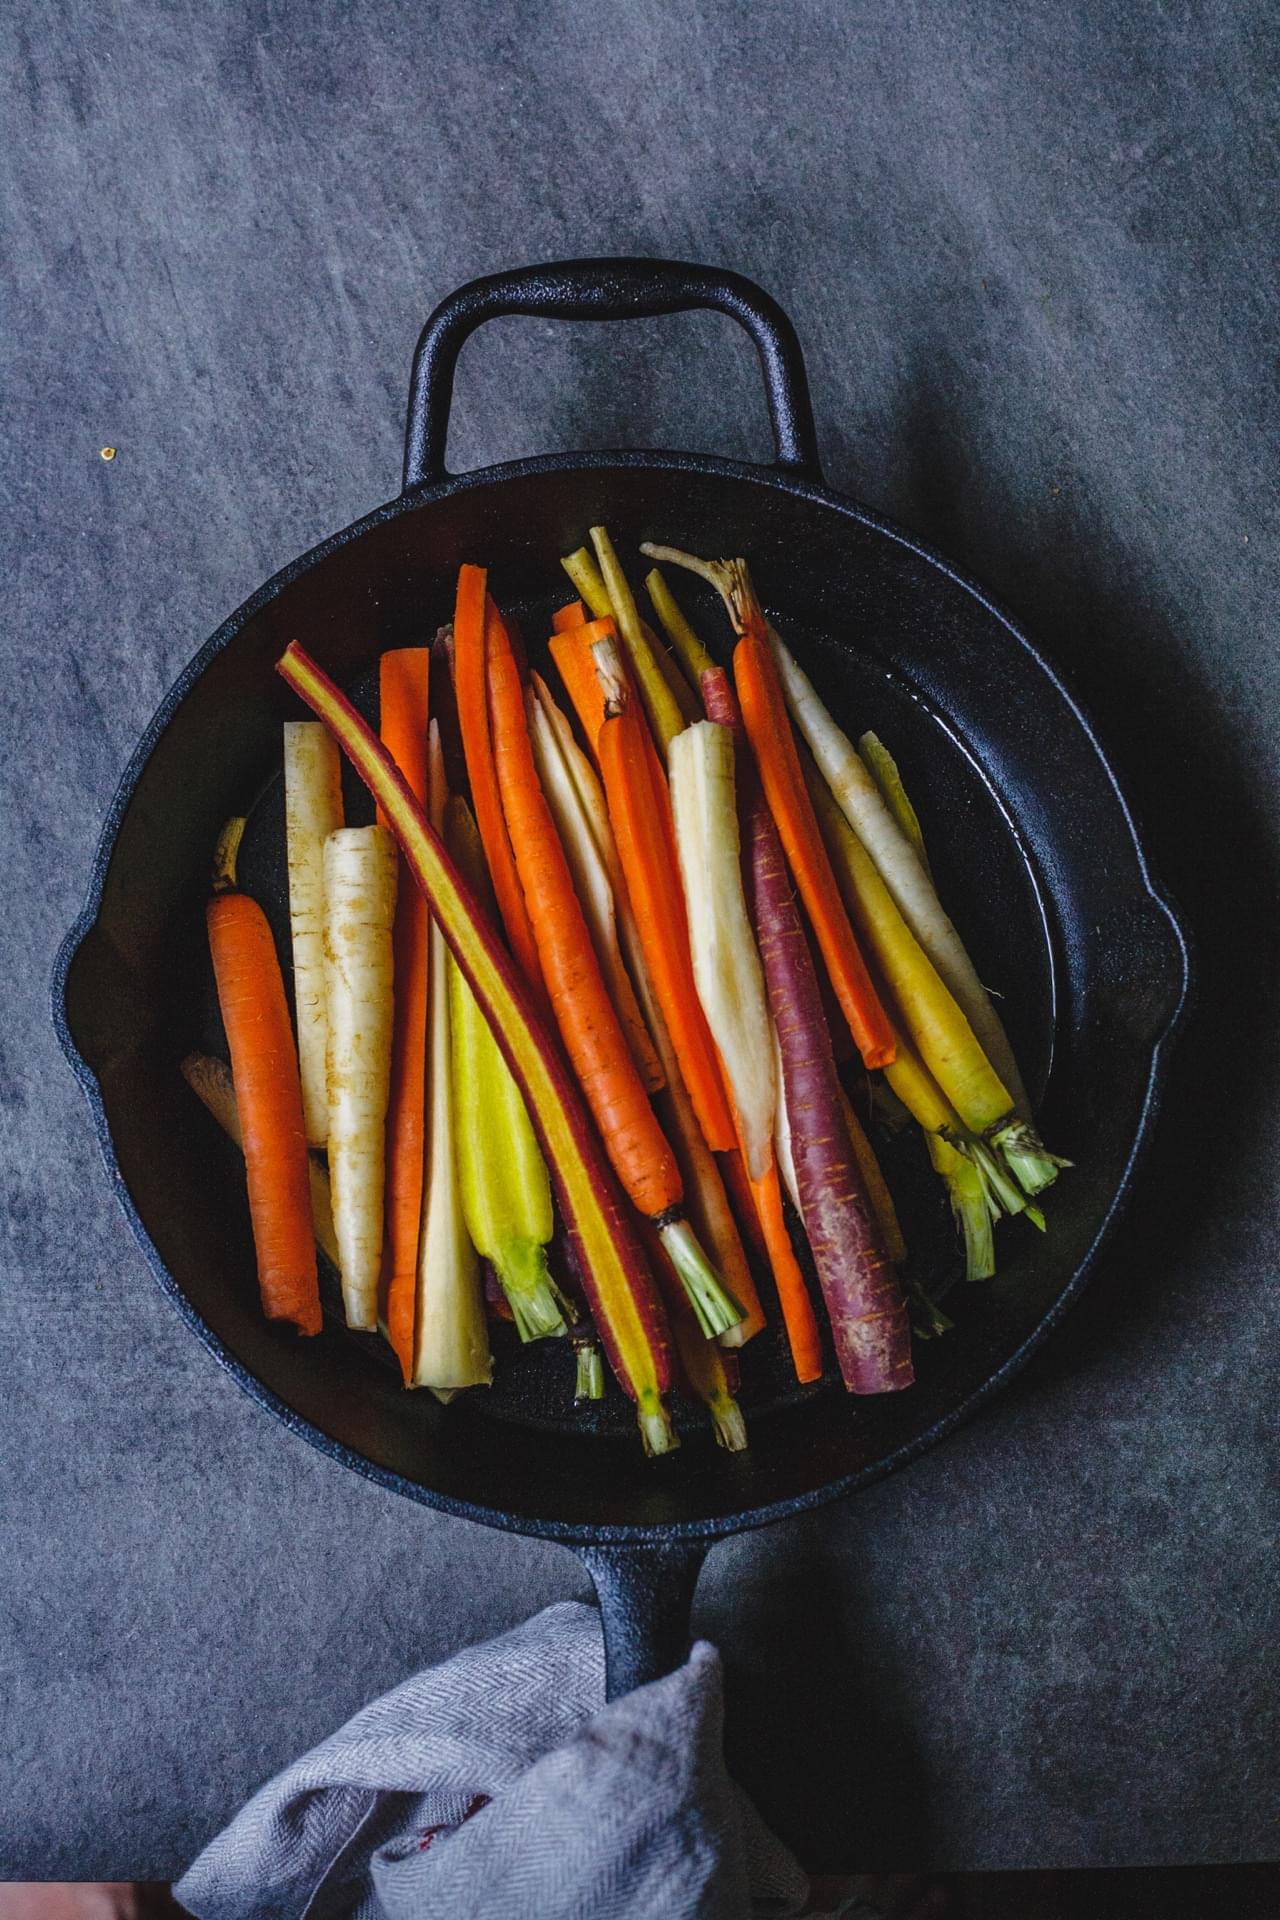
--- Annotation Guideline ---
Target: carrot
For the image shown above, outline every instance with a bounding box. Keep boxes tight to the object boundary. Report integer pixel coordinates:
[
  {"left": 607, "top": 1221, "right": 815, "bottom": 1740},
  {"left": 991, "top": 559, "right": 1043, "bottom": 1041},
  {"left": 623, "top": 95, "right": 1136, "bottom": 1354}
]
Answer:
[
  {"left": 206, "top": 818, "right": 320, "bottom": 1335},
  {"left": 323, "top": 824, "right": 398, "bottom": 1329},
  {"left": 413, "top": 724, "right": 492, "bottom": 1393},
  {"left": 701, "top": 661, "right": 911, "bottom": 1393},
  {"left": 452, "top": 564, "right": 544, "bottom": 998},
  {"left": 549, "top": 617, "right": 669, "bottom": 792},
  {"left": 378, "top": 647, "right": 430, "bottom": 1381},
  {"left": 181, "top": 1052, "right": 339, "bottom": 1273},
  {"left": 669, "top": 719, "right": 776, "bottom": 1182},
  {"left": 549, "top": 617, "right": 619, "bottom": 754},
  {"left": 591, "top": 638, "right": 738, "bottom": 1155},
  {"left": 621, "top": 907, "right": 768, "bottom": 1348},
  {"left": 485, "top": 607, "right": 743, "bottom": 1337},
  {"left": 552, "top": 598, "right": 587, "bottom": 633},
  {"left": 645, "top": 565, "right": 717, "bottom": 690},
  {"left": 528, "top": 674, "right": 665, "bottom": 1094},
  {"left": 640, "top": 546, "right": 896, "bottom": 1071},
  {"left": 282, "top": 723, "right": 344, "bottom": 1144},
  {"left": 585, "top": 525, "right": 701, "bottom": 744},
  {"left": 750, "top": 1159, "right": 824, "bottom": 1383},
  {"left": 278, "top": 641, "right": 678, "bottom": 1453}
]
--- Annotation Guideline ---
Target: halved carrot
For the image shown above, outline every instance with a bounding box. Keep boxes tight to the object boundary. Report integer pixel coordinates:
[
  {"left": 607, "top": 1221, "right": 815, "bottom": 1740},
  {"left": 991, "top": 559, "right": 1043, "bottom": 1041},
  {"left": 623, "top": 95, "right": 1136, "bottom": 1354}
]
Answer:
[
  {"left": 378, "top": 647, "right": 430, "bottom": 1382},
  {"left": 206, "top": 819, "right": 320, "bottom": 1336},
  {"left": 452, "top": 565, "right": 544, "bottom": 1001},
  {"left": 592, "top": 640, "right": 738, "bottom": 1155}
]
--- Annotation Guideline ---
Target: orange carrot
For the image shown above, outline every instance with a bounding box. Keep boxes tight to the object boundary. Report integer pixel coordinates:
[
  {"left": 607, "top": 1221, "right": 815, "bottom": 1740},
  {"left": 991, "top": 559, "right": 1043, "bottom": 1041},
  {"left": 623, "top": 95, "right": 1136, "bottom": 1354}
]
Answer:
[
  {"left": 552, "top": 598, "right": 587, "bottom": 633},
  {"left": 549, "top": 617, "right": 617, "bottom": 752},
  {"left": 452, "top": 565, "right": 545, "bottom": 1000},
  {"left": 750, "top": 1161, "right": 824, "bottom": 1383},
  {"left": 486, "top": 608, "right": 743, "bottom": 1338},
  {"left": 550, "top": 619, "right": 668, "bottom": 791},
  {"left": 592, "top": 642, "right": 738, "bottom": 1154},
  {"left": 488, "top": 626, "right": 679, "bottom": 1218},
  {"left": 378, "top": 647, "right": 430, "bottom": 1382},
  {"left": 206, "top": 819, "right": 320, "bottom": 1336}
]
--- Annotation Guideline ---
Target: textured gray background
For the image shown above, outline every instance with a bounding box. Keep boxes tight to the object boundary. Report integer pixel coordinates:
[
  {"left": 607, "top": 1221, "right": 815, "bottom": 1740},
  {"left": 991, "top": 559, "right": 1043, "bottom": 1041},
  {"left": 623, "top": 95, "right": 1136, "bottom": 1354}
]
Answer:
[{"left": 3, "top": 0, "right": 1278, "bottom": 1883}]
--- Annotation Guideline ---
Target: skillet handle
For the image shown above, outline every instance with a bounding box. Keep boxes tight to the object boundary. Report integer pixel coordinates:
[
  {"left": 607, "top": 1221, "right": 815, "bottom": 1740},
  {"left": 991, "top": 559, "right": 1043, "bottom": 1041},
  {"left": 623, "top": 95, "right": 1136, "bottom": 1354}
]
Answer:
[
  {"left": 403, "top": 257, "right": 823, "bottom": 489},
  {"left": 577, "top": 1541, "right": 709, "bottom": 1700}
]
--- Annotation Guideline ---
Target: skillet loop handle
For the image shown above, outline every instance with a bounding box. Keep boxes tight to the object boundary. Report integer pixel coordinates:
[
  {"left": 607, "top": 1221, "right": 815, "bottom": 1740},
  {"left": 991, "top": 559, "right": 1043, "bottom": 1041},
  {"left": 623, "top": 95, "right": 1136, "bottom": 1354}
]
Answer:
[
  {"left": 402, "top": 257, "right": 823, "bottom": 489},
  {"left": 578, "top": 1540, "right": 709, "bottom": 1701}
]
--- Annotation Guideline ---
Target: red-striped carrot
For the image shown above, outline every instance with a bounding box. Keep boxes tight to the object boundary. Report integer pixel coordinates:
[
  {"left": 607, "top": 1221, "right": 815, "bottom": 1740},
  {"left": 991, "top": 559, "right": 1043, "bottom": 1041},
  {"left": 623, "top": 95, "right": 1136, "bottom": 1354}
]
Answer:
[
  {"left": 378, "top": 647, "right": 430, "bottom": 1382},
  {"left": 640, "top": 546, "right": 896, "bottom": 1072},
  {"left": 452, "top": 565, "right": 545, "bottom": 999},
  {"left": 591, "top": 638, "right": 738, "bottom": 1155},
  {"left": 485, "top": 609, "right": 743, "bottom": 1337},
  {"left": 206, "top": 818, "right": 321, "bottom": 1336}
]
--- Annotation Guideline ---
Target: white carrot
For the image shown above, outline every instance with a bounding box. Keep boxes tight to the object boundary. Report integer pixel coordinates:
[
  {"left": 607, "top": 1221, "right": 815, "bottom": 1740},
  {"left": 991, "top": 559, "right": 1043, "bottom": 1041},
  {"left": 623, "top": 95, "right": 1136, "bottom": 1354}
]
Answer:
[
  {"left": 283, "top": 722, "right": 344, "bottom": 1144},
  {"left": 323, "top": 823, "right": 397, "bottom": 1329},
  {"left": 527, "top": 675, "right": 664, "bottom": 1093},
  {"left": 767, "top": 626, "right": 1030, "bottom": 1116},
  {"left": 413, "top": 723, "right": 491, "bottom": 1391},
  {"left": 668, "top": 720, "right": 776, "bottom": 1182}
]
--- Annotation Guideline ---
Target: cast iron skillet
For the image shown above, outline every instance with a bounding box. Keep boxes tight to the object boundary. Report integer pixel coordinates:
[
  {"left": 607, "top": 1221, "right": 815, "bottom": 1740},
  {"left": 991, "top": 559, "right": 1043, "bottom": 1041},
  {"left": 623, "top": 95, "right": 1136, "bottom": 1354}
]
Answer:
[{"left": 53, "top": 259, "right": 1190, "bottom": 1697}]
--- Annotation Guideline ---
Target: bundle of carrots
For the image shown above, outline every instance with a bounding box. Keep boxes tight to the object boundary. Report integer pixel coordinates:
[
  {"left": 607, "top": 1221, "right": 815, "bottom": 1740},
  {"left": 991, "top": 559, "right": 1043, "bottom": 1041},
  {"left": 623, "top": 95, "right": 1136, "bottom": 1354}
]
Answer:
[{"left": 189, "top": 522, "right": 1067, "bottom": 1456}]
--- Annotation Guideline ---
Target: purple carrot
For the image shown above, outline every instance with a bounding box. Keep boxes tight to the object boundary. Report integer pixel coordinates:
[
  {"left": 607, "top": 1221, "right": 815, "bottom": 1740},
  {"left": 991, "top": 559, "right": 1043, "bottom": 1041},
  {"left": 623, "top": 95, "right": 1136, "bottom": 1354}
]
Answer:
[{"left": 701, "top": 666, "right": 913, "bottom": 1394}]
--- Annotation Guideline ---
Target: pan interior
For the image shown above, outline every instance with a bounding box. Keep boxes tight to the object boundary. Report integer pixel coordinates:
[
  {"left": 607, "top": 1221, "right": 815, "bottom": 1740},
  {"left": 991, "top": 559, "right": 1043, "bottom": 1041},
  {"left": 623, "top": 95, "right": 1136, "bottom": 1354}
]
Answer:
[{"left": 63, "top": 461, "right": 1177, "bottom": 1532}]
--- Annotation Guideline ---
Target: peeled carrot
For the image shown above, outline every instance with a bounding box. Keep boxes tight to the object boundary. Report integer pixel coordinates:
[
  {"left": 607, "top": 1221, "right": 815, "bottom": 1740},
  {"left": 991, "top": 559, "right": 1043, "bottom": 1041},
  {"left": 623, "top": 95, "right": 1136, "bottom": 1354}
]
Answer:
[
  {"left": 552, "top": 598, "right": 587, "bottom": 633},
  {"left": 485, "top": 607, "right": 743, "bottom": 1337},
  {"left": 452, "top": 565, "right": 544, "bottom": 998},
  {"left": 592, "top": 638, "right": 738, "bottom": 1155},
  {"left": 206, "top": 818, "right": 320, "bottom": 1336},
  {"left": 640, "top": 546, "right": 896, "bottom": 1072},
  {"left": 549, "top": 617, "right": 619, "bottom": 753},
  {"left": 323, "top": 824, "right": 398, "bottom": 1330},
  {"left": 378, "top": 647, "right": 430, "bottom": 1382}
]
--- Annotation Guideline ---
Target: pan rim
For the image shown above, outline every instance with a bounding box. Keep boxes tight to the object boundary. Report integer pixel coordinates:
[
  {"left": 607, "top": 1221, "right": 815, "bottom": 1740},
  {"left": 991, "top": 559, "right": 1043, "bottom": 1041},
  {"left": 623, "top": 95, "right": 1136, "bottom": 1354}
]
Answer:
[{"left": 51, "top": 446, "right": 1192, "bottom": 1544}]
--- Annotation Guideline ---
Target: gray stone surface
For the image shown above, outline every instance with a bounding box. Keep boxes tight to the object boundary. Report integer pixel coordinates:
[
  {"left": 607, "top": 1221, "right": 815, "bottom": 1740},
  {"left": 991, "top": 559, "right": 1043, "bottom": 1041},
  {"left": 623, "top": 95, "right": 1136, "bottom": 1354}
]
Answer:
[{"left": 3, "top": 0, "right": 1277, "bottom": 1882}]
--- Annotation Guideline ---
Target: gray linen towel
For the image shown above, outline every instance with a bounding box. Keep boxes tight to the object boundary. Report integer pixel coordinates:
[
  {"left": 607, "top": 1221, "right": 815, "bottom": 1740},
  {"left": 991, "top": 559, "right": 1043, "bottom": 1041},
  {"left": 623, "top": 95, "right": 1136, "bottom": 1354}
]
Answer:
[{"left": 175, "top": 1600, "right": 825, "bottom": 1920}]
